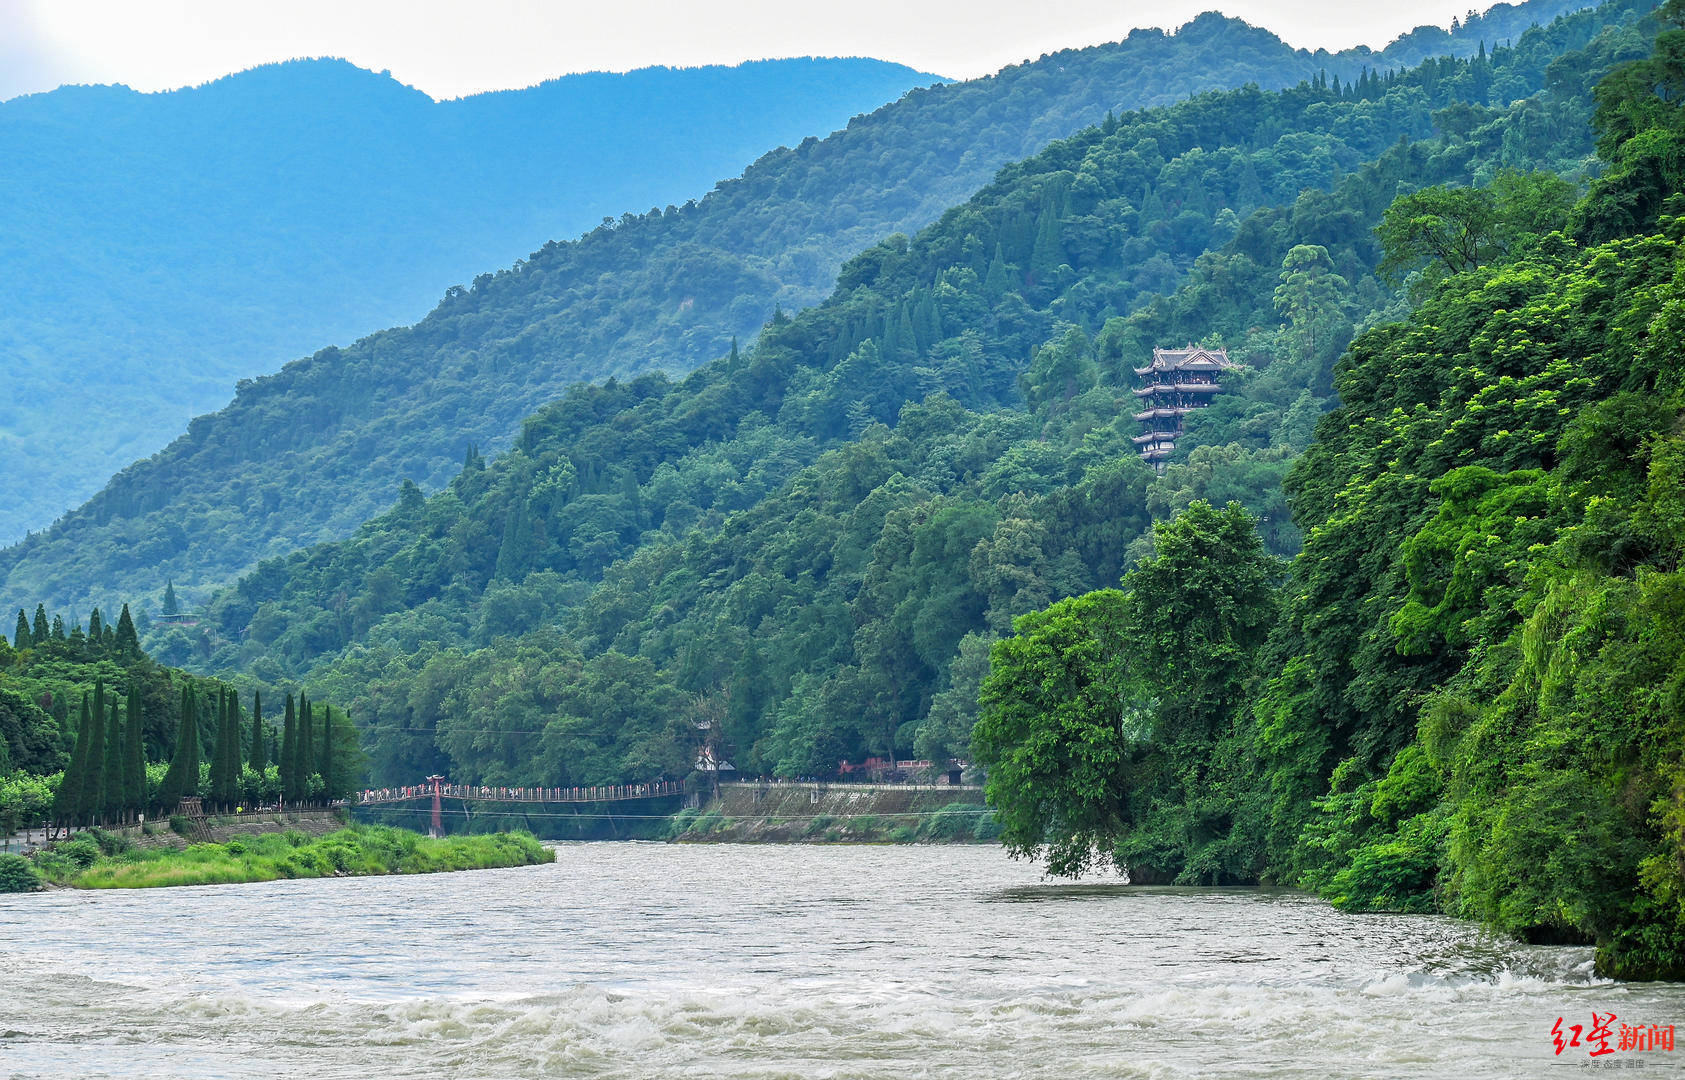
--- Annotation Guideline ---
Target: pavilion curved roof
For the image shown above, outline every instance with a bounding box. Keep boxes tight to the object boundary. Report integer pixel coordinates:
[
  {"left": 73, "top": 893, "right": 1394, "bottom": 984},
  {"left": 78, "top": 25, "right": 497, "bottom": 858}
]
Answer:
[{"left": 1134, "top": 345, "right": 1238, "bottom": 376}]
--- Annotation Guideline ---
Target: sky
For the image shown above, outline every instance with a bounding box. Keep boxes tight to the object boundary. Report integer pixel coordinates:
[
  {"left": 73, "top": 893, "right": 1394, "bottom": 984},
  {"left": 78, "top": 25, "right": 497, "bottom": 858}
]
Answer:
[{"left": 1, "top": 0, "right": 1506, "bottom": 102}]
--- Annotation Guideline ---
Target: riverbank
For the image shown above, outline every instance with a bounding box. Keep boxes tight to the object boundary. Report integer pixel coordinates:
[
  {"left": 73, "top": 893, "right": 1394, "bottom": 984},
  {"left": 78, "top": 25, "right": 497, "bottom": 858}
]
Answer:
[
  {"left": 668, "top": 782, "right": 998, "bottom": 843},
  {"left": 15, "top": 824, "right": 553, "bottom": 889}
]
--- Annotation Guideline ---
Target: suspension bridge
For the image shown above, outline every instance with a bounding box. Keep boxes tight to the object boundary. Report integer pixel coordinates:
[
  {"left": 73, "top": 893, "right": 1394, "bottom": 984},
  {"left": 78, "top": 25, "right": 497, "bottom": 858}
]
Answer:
[
  {"left": 357, "top": 779, "right": 683, "bottom": 807},
  {"left": 352, "top": 776, "right": 688, "bottom": 839}
]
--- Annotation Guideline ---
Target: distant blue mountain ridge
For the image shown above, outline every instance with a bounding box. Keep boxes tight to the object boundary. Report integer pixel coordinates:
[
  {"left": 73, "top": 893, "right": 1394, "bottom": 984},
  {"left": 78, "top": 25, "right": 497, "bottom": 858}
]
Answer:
[
  {"left": 0, "top": 0, "right": 1591, "bottom": 575},
  {"left": 0, "top": 56, "right": 938, "bottom": 539}
]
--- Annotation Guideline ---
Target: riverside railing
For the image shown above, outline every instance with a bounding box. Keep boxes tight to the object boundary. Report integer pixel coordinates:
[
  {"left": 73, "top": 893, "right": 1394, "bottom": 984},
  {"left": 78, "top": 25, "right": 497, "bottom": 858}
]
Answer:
[{"left": 357, "top": 780, "right": 684, "bottom": 806}]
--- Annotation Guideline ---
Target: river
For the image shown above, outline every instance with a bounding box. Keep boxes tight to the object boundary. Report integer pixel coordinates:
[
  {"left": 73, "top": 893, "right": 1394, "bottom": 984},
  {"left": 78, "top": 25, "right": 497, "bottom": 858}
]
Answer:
[{"left": 2, "top": 843, "right": 1681, "bottom": 1077}]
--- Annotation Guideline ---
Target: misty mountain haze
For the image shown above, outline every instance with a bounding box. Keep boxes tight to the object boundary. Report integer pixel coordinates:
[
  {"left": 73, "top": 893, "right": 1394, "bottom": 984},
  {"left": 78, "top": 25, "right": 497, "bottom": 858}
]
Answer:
[{"left": 0, "top": 55, "right": 937, "bottom": 540}]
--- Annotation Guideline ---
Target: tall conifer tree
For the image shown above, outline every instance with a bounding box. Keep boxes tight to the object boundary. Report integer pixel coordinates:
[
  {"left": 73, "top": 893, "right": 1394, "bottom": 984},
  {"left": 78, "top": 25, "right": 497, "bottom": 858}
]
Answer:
[
  {"left": 125, "top": 682, "right": 146, "bottom": 815},
  {"left": 248, "top": 690, "right": 265, "bottom": 773},
  {"left": 279, "top": 694, "right": 297, "bottom": 803},
  {"left": 159, "top": 685, "right": 199, "bottom": 809},
  {"left": 101, "top": 696, "right": 124, "bottom": 821},
  {"left": 14, "top": 609, "right": 30, "bottom": 648},
  {"left": 299, "top": 695, "right": 314, "bottom": 803},
  {"left": 80, "top": 680, "right": 107, "bottom": 823},
  {"left": 222, "top": 690, "right": 243, "bottom": 807},
  {"left": 32, "top": 605, "right": 48, "bottom": 644},
  {"left": 114, "top": 604, "right": 139, "bottom": 659},
  {"left": 319, "top": 705, "right": 335, "bottom": 802},
  {"left": 52, "top": 691, "right": 93, "bottom": 826},
  {"left": 208, "top": 690, "right": 229, "bottom": 808}
]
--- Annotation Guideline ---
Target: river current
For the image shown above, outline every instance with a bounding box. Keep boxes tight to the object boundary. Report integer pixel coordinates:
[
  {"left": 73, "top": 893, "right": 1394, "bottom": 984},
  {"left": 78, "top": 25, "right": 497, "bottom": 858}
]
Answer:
[{"left": 2, "top": 843, "right": 1682, "bottom": 1078}]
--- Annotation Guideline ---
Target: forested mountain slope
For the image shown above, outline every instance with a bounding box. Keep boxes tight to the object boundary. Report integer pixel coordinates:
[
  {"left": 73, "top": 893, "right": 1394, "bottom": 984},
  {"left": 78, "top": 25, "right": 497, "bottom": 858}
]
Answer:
[
  {"left": 0, "top": 0, "right": 1589, "bottom": 615},
  {"left": 180, "top": 2, "right": 1656, "bottom": 794},
  {"left": 0, "top": 57, "right": 937, "bottom": 540},
  {"left": 975, "top": 0, "right": 1685, "bottom": 979}
]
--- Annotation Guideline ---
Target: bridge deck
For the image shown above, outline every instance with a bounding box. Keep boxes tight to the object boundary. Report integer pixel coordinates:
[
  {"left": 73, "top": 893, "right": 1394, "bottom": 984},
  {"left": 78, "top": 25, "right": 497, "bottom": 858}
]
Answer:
[{"left": 358, "top": 780, "right": 683, "bottom": 806}]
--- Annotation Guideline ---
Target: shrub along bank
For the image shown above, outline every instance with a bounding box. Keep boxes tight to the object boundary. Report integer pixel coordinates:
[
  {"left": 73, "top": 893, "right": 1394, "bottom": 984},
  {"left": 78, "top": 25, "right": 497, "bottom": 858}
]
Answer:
[{"left": 17, "top": 824, "right": 552, "bottom": 889}]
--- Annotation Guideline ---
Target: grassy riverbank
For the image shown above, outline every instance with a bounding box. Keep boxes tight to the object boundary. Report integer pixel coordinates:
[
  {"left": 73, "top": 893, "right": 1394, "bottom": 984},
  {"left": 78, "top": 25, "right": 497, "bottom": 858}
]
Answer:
[{"left": 20, "top": 825, "right": 553, "bottom": 889}]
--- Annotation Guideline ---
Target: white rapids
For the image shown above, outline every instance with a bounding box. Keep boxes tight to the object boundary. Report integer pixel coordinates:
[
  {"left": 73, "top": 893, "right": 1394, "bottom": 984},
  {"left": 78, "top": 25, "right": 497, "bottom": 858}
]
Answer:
[{"left": 2, "top": 843, "right": 1681, "bottom": 1078}]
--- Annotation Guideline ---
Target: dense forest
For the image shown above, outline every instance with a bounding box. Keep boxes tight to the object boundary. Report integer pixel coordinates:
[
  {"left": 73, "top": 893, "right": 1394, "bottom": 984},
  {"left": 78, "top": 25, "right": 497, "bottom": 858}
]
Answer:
[
  {"left": 7, "top": 0, "right": 1678, "bottom": 980},
  {"left": 976, "top": 0, "right": 1685, "bottom": 979},
  {"left": 0, "top": 605, "right": 358, "bottom": 834},
  {"left": 0, "top": 56, "right": 935, "bottom": 540},
  {"left": 151, "top": 0, "right": 1656, "bottom": 796},
  {"left": 0, "top": 0, "right": 1588, "bottom": 615}
]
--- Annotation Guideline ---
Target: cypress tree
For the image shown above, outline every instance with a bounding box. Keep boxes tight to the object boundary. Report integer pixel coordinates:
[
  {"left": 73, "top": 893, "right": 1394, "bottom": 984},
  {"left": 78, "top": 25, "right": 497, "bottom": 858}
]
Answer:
[
  {"left": 162, "top": 581, "right": 179, "bottom": 617},
  {"left": 1028, "top": 202, "right": 1064, "bottom": 284},
  {"left": 223, "top": 690, "right": 244, "bottom": 807},
  {"left": 248, "top": 691, "right": 265, "bottom": 773},
  {"left": 101, "top": 695, "right": 124, "bottom": 822},
  {"left": 114, "top": 694, "right": 134, "bottom": 822},
  {"left": 14, "top": 609, "right": 30, "bottom": 648},
  {"left": 159, "top": 685, "right": 199, "bottom": 810},
  {"left": 493, "top": 499, "right": 534, "bottom": 581},
  {"left": 53, "top": 692, "right": 93, "bottom": 826},
  {"left": 299, "top": 695, "right": 314, "bottom": 803},
  {"left": 983, "top": 243, "right": 1010, "bottom": 299},
  {"left": 88, "top": 608, "right": 104, "bottom": 643},
  {"left": 80, "top": 680, "right": 107, "bottom": 823},
  {"left": 114, "top": 604, "right": 139, "bottom": 659},
  {"left": 218, "top": 688, "right": 233, "bottom": 806},
  {"left": 50, "top": 615, "right": 65, "bottom": 641},
  {"left": 32, "top": 604, "right": 48, "bottom": 643},
  {"left": 125, "top": 682, "right": 146, "bottom": 816},
  {"left": 319, "top": 704, "right": 334, "bottom": 802},
  {"left": 279, "top": 694, "right": 297, "bottom": 804},
  {"left": 223, "top": 690, "right": 240, "bottom": 807},
  {"left": 208, "top": 689, "right": 229, "bottom": 809}
]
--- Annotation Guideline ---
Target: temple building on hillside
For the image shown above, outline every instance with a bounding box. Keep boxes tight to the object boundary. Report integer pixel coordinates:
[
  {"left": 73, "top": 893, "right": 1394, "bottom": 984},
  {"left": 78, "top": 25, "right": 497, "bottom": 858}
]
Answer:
[{"left": 1132, "top": 345, "right": 1236, "bottom": 468}]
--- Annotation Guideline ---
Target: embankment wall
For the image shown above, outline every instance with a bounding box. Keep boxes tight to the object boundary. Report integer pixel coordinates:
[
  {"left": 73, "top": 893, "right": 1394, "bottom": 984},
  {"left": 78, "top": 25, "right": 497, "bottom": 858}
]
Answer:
[
  {"left": 671, "top": 783, "right": 997, "bottom": 843},
  {"left": 107, "top": 809, "right": 346, "bottom": 849}
]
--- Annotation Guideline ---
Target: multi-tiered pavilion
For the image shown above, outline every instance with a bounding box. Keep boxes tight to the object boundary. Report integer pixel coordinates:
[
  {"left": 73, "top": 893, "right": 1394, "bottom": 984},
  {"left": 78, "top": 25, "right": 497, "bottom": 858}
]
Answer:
[{"left": 1132, "top": 346, "right": 1236, "bottom": 467}]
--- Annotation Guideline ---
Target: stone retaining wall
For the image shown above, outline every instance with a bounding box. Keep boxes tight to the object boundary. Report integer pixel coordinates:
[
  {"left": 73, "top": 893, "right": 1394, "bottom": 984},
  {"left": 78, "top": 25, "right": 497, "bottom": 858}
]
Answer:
[
  {"left": 671, "top": 784, "right": 996, "bottom": 843},
  {"left": 112, "top": 809, "right": 346, "bottom": 849}
]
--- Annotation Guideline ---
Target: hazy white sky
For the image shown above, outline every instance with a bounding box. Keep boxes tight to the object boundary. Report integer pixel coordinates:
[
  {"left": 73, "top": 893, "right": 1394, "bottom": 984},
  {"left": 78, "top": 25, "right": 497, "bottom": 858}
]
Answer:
[{"left": 1, "top": 0, "right": 1499, "bottom": 102}]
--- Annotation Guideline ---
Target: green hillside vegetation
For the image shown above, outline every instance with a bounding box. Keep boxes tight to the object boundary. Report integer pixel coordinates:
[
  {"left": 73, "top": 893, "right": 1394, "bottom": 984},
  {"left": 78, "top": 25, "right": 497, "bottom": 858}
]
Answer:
[
  {"left": 0, "top": 606, "right": 358, "bottom": 834},
  {"left": 175, "top": 0, "right": 1658, "bottom": 795},
  {"left": 0, "top": 56, "right": 938, "bottom": 541},
  {"left": 976, "top": 0, "right": 1685, "bottom": 979},
  {"left": 0, "top": 1, "right": 1592, "bottom": 617},
  {"left": 20, "top": 825, "right": 551, "bottom": 890}
]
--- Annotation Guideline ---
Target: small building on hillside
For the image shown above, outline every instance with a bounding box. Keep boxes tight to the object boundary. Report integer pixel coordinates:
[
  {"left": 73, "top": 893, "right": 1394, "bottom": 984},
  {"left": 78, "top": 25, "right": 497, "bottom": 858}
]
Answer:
[{"left": 1132, "top": 346, "right": 1237, "bottom": 468}]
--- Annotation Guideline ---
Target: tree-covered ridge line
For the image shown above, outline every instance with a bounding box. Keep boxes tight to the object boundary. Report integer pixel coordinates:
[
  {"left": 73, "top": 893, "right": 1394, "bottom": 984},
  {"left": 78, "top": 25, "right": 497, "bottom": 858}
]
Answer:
[
  {"left": 0, "top": 606, "right": 360, "bottom": 835},
  {"left": 166, "top": 1, "right": 1656, "bottom": 792},
  {"left": 976, "top": 0, "right": 1685, "bottom": 980},
  {"left": 0, "top": 55, "right": 941, "bottom": 543},
  {"left": 0, "top": 0, "right": 1600, "bottom": 617}
]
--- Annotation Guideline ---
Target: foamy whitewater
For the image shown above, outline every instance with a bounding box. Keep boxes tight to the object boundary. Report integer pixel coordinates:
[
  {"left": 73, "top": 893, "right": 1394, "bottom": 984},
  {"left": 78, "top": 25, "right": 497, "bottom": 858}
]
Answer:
[{"left": 2, "top": 843, "right": 1682, "bottom": 1077}]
